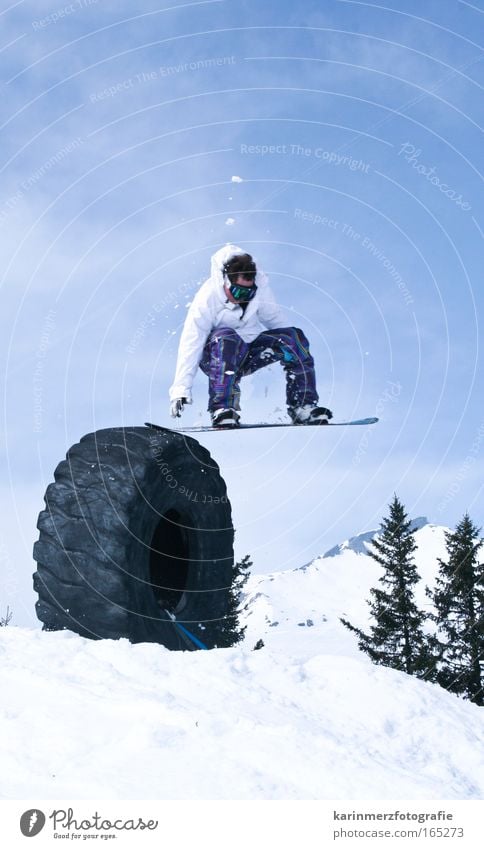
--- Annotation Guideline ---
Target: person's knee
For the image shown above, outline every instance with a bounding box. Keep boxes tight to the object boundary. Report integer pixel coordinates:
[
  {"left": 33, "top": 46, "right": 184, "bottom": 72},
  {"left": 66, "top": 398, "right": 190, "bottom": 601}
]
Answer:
[
  {"left": 273, "top": 325, "right": 305, "bottom": 337},
  {"left": 276, "top": 326, "right": 309, "bottom": 345},
  {"left": 293, "top": 327, "right": 311, "bottom": 347}
]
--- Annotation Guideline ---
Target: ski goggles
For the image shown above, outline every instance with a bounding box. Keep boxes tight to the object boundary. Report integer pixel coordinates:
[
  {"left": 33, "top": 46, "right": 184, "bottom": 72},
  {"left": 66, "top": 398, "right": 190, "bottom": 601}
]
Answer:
[{"left": 228, "top": 282, "right": 257, "bottom": 302}]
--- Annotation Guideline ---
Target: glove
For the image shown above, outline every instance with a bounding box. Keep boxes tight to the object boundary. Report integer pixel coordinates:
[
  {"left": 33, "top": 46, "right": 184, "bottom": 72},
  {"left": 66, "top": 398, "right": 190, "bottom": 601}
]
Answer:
[{"left": 170, "top": 397, "right": 190, "bottom": 418}]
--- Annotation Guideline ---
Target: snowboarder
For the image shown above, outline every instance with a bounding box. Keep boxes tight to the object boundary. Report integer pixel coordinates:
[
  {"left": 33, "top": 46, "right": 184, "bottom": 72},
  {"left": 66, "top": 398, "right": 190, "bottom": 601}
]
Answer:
[{"left": 169, "top": 244, "right": 333, "bottom": 427}]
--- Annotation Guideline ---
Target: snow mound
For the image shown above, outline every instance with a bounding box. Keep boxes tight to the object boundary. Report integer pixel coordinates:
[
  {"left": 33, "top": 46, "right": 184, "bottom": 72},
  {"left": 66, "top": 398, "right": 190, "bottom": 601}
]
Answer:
[
  {"left": 1, "top": 522, "right": 482, "bottom": 800},
  {"left": 0, "top": 626, "right": 483, "bottom": 800}
]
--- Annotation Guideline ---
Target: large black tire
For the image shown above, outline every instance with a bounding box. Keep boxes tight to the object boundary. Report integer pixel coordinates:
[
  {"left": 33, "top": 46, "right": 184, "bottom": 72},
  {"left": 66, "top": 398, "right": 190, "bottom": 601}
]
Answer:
[{"left": 32, "top": 426, "right": 234, "bottom": 650}]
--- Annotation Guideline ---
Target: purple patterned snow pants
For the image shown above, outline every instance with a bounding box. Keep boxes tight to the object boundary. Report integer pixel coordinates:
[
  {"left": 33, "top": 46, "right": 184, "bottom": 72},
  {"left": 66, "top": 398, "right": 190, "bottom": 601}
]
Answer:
[{"left": 199, "top": 326, "right": 319, "bottom": 412}]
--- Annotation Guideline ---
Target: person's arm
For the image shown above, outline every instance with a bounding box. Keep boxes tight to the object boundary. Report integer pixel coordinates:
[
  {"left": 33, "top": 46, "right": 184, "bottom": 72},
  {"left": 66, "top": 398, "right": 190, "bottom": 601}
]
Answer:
[
  {"left": 169, "top": 287, "right": 214, "bottom": 402},
  {"left": 257, "top": 284, "right": 287, "bottom": 329}
]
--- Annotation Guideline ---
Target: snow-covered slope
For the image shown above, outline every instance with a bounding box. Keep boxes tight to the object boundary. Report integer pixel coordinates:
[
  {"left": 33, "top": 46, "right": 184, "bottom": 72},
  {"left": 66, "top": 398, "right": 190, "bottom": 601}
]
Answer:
[
  {"left": 1, "top": 521, "right": 483, "bottom": 800},
  {"left": 243, "top": 519, "right": 447, "bottom": 654}
]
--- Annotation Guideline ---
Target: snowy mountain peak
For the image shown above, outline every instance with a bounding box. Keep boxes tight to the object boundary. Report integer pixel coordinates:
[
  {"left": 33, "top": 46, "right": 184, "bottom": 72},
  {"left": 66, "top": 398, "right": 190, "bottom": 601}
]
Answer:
[
  {"left": 323, "top": 529, "right": 377, "bottom": 558},
  {"left": 410, "top": 515, "right": 429, "bottom": 532},
  {"left": 323, "top": 516, "right": 429, "bottom": 559}
]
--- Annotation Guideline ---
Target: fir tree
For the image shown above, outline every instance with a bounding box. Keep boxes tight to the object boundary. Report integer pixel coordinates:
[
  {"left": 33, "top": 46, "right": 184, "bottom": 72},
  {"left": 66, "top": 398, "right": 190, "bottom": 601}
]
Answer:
[
  {"left": 427, "top": 514, "right": 484, "bottom": 705},
  {"left": 216, "top": 554, "right": 252, "bottom": 647},
  {"left": 0, "top": 606, "right": 12, "bottom": 627},
  {"left": 341, "top": 495, "right": 432, "bottom": 677}
]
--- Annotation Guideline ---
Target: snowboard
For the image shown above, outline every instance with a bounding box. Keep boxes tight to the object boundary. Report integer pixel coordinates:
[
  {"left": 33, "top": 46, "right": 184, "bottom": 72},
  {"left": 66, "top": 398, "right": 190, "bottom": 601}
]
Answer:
[{"left": 145, "top": 417, "right": 378, "bottom": 434}]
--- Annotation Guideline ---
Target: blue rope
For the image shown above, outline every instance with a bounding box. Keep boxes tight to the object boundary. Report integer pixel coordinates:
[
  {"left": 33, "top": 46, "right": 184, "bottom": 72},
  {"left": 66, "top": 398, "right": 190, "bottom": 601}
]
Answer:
[
  {"left": 175, "top": 621, "right": 209, "bottom": 651},
  {"left": 164, "top": 609, "right": 208, "bottom": 651}
]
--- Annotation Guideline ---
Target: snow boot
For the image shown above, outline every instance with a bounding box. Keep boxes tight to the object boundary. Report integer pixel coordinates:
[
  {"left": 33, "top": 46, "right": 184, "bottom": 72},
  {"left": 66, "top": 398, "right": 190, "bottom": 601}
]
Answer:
[
  {"left": 288, "top": 405, "right": 333, "bottom": 425},
  {"left": 211, "top": 408, "right": 240, "bottom": 428}
]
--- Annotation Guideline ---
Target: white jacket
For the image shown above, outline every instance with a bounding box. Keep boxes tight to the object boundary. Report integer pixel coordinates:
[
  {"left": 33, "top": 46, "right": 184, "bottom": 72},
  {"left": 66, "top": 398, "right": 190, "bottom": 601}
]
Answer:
[{"left": 169, "top": 244, "right": 286, "bottom": 401}]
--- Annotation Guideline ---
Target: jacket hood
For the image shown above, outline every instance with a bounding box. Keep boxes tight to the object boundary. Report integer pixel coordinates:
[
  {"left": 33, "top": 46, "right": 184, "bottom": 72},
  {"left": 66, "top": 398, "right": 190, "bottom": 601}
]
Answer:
[{"left": 209, "top": 244, "right": 268, "bottom": 292}]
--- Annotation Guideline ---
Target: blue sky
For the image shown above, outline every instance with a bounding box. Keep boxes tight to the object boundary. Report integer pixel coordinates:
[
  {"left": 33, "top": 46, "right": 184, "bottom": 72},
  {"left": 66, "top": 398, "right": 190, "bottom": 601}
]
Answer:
[{"left": 1, "top": 0, "right": 483, "bottom": 625}]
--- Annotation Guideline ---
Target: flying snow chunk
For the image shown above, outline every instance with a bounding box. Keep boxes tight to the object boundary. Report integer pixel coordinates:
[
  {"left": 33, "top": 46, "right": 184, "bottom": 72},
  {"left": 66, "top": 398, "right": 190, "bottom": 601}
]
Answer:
[
  {"left": 231, "top": 176, "right": 243, "bottom": 183},
  {"left": 225, "top": 218, "right": 236, "bottom": 226}
]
